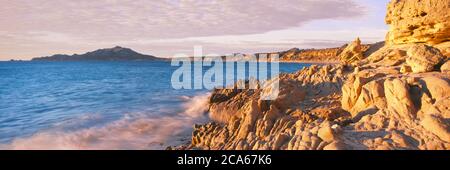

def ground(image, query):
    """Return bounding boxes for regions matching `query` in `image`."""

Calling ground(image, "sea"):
[0,61,311,149]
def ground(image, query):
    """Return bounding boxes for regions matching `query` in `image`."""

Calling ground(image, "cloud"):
[1,0,365,40]
[0,27,387,59]
[0,0,370,59]
[96,28,387,57]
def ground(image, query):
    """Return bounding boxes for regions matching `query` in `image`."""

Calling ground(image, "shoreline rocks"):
[179,0,450,150]
[406,44,445,73]
[339,38,364,64]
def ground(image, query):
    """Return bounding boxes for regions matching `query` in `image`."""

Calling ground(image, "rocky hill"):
[173,0,450,150]
[31,46,166,61]
[185,43,373,63]
[277,43,372,63]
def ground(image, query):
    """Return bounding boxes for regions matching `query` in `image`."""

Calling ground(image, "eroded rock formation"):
[278,44,371,63]
[175,0,450,150]
[386,0,450,45]
[339,38,364,64]
[188,65,351,150]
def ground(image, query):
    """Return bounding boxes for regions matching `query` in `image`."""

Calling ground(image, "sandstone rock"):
[309,136,321,150]
[301,131,311,142]
[271,81,306,111]
[436,42,450,58]
[318,125,338,142]
[209,90,246,124]
[339,38,364,64]
[279,45,370,63]
[362,45,408,67]
[386,0,450,45]
[384,78,416,119]
[400,65,412,74]
[441,60,450,72]
[420,114,450,142]
[262,105,282,121]
[406,44,445,73]
[273,133,290,150]
[351,83,382,117]
[390,131,412,148]
[384,49,407,66]
[341,75,365,111]
[236,100,262,140]
[341,73,389,119]
[369,49,407,67]
[364,41,386,58]
[310,107,349,121]
[433,98,450,119]
[323,141,346,150]
[419,76,450,101]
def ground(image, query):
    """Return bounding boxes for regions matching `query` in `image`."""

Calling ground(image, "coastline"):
[176,0,450,150]
[1,60,340,65]
[278,60,339,64]
[179,45,450,150]
[2,0,450,153]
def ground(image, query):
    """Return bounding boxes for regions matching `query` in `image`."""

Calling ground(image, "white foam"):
[0,93,211,150]
[183,92,210,118]
[178,95,191,101]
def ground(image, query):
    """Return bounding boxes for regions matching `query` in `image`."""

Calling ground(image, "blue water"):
[0,61,309,149]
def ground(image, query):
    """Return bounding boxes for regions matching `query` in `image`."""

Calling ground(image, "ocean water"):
[0,61,310,149]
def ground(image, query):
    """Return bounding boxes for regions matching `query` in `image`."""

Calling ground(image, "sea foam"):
[0,93,211,150]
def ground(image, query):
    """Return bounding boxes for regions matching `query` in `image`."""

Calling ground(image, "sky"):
[0,0,390,60]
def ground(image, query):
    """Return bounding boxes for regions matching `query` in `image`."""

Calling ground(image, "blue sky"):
[0,0,391,60]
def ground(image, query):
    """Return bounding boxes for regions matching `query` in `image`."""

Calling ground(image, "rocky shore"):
[175,0,450,150]
[277,42,372,63]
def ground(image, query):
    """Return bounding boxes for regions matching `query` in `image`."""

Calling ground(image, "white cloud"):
[1,0,365,40]
[0,0,370,59]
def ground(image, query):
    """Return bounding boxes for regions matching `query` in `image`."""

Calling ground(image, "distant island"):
[30,44,381,63]
[31,46,168,61]
[171,43,377,63]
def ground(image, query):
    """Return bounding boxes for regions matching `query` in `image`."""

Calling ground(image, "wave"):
[0,93,211,150]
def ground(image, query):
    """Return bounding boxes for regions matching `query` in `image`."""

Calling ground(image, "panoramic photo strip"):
[0,0,449,168]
